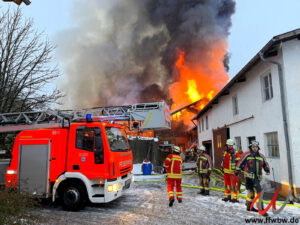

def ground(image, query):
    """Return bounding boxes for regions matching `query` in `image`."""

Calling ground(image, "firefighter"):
[164,145,183,207]
[221,139,240,203]
[185,143,196,162]
[235,140,270,213]
[196,145,213,195]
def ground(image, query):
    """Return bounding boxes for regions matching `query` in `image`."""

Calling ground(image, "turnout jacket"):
[196,153,213,174]
[236,151,270,180]
[164,153,182,179]
[221,148,240,174]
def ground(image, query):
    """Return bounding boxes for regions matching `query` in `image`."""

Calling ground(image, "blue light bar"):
[86,114,93,122]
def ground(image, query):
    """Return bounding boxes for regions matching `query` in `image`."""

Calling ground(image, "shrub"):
[0,187,40,225]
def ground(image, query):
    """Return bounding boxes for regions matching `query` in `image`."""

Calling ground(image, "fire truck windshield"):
[105,127,130,152]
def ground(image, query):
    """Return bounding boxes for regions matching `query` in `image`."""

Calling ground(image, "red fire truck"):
[1,101,170,211]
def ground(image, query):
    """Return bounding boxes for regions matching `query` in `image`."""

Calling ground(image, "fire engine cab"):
[1,101,170,211]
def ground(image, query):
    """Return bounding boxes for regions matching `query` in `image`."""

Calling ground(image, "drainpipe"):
[259,43,295,200]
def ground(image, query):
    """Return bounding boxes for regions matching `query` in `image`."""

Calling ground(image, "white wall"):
[197,46,298,186]
[282,39,300,188]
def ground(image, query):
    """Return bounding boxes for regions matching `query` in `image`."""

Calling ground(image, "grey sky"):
[3,0,300,78]
[228,0,300,76]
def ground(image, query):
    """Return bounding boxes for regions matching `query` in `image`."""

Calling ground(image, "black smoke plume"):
[58,0,235,108]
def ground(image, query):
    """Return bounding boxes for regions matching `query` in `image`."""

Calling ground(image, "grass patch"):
[0,187,42,225]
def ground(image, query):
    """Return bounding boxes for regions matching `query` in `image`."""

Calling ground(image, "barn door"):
[212,127,229,168]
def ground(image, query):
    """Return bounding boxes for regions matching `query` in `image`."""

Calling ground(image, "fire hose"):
[134,173,300,208]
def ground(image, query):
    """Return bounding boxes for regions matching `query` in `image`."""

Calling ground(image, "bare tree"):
[0,7,62,113]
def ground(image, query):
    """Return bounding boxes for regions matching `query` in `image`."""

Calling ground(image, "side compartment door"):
[18,140,50,196]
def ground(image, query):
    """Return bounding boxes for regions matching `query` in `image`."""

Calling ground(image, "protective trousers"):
[246,178,262,209]
[199,174,210,192]
[223,173,239,200]
[167,178,182,200]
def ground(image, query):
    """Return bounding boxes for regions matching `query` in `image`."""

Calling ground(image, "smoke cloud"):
[58,0,235,108]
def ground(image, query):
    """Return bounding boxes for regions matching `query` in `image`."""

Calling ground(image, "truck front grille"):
[120,166,131,175]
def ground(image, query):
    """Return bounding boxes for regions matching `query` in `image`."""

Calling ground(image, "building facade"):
[194,29,300,198]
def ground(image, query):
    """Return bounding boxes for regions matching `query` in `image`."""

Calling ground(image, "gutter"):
[259,43,295,201]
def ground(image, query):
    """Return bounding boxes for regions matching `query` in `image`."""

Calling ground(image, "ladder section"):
[0,111,69,133]
[63,101,171,130]
[0,101,171,132]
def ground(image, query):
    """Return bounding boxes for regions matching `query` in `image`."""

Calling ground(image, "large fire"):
[170,42,229,126]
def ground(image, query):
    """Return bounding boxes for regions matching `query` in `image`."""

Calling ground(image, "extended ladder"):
[0,101,170,133]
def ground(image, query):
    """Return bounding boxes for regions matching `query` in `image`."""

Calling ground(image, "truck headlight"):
[107,183,121,192]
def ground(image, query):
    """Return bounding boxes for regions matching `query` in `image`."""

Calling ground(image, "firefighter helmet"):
[226,139,235,146]
[249,140,260,149]
[173,146,181,153]
[198,145,206,151]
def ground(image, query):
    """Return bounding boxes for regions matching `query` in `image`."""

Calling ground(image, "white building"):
[194,29,300,198]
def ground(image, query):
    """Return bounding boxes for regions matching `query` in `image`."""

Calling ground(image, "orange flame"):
[169,41,229,126]
[185,80,203,102]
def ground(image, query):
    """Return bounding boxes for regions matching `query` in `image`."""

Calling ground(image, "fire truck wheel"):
[61,182,87,211]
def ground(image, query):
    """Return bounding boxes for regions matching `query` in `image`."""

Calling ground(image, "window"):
[105,127,130,152]
[247,136,256,146]
[76,127,96,151]
[262,73,273,101]
[76,127,104,164]
[202,118,204,131]
[205,116,208,130]
[198,120,201,133]
[235,136,242,151]
[265,132,279,157]
[232,95,239,115]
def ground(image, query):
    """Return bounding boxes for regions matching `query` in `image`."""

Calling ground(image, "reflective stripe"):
[242,171,255,179]
[199,169,208,173]
[223,168,234,174]
[199,156,208,160]
[170,159,174,175]
[172,158,182,161]
[167,173,182,178]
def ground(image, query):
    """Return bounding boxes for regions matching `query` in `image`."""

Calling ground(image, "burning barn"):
[57,0,236,163]
[59,0,235,110]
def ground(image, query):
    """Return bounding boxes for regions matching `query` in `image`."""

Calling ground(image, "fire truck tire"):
[61,182,87,211]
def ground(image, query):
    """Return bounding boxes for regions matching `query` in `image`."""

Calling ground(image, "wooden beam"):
[236,76,246,83]
[221,89,230,96]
